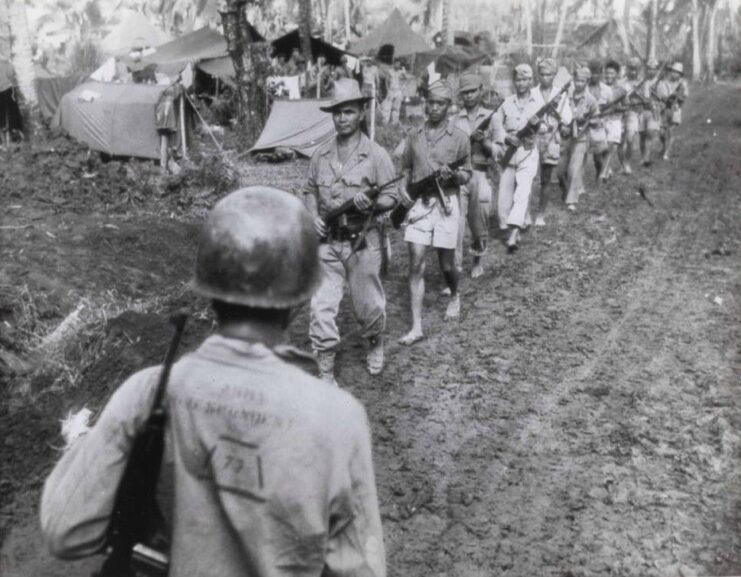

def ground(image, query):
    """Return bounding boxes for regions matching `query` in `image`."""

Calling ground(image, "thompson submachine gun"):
[498,80,572,168]
[390,155,469,229]
[95,314,187,577]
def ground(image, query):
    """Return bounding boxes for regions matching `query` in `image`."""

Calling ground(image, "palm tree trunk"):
[523,0,533,57]
[704,0,719,83]
[441,0,452,45]
[691,0,702,81]
[7,0,40,137]
[343,0,350,44]
[552,0,569,58]
[298,0,313,61]
[646,0,657,61]
[623,0,632,45]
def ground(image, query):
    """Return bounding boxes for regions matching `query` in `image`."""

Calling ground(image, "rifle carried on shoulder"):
[390,155,469,229]
[498,80,572,167]
[95,314,187,577]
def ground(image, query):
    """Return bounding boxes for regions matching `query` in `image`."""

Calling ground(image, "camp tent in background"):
[352,9,430,57]
[100,11,171,55]
[250,99,335,158]
[413,44,485,76]
[53,81,191,160]
[271,30,350,65]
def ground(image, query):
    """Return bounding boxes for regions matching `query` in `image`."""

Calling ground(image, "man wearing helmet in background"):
[40,187,386,577]
[303,78,400,384]
[533,58,572,227]
[655,62,687,160]
[453,71,495,279]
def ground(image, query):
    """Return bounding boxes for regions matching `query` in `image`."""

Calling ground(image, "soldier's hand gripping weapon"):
[322,175,404,228]
[95,314,187,577]
[498,80,572,168]
[389,155,469,229]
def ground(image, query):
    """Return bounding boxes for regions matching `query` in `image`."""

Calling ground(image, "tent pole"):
[185,91,224,153]
[370,78,376,141]
[215,77,220,97]
[160,134,169,174]
[180,95,188,159]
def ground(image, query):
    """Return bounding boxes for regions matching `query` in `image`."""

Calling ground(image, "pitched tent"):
[250,99,335,158]
[271,30,350,65]
[413,45,485,76]
[101,12,171,55]
[140,25,264,77]
[352,9,430,57]
[53,81,188,159]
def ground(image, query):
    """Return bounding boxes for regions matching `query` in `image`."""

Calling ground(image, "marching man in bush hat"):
[303,78,400,384]
[41,186,386,577]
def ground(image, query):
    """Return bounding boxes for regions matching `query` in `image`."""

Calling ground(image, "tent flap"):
[250,99,335,158]
[352,9,430,57]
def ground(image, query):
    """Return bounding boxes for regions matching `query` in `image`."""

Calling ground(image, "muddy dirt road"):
[1,85,739,576]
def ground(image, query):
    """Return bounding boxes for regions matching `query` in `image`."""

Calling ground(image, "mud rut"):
[1,86,740,576]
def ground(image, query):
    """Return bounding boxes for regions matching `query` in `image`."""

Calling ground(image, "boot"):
[366,336,384,376]
[315,350,338,387]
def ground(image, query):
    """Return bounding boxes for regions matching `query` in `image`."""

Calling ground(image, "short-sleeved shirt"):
[570,89,599,142]
[303,133,399,220]
[453,105,494,169]
[621,77,645,114]
[655,78,687,109]
[401,119,472,194]
[587,81,612,126]
[533,84,573,133]
[491,90,542,154]
[41,335,386,577]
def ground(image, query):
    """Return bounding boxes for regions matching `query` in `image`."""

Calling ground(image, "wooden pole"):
[160,134,169,174]
[179,95,188,159]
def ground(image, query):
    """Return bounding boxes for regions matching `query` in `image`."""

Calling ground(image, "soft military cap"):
[459,73,482,91]
[537,58,557,74]
[574,66,591,81]
[627,56,642,69]
[646,58,659,69]
[514,63,533,79]
[427,79,453,101]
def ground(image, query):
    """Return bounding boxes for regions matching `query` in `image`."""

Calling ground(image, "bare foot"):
[471,262,484,279]
[398,329,425,346]
[445,295,461,319]
[440,286,452,297]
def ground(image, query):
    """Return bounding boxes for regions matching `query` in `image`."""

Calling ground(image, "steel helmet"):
[193,186,321,308]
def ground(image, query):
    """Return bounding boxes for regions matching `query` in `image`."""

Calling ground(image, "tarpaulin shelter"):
[271,30,350,66]
[250,99,334,157]
[101,12,171,55]
[35,66,89,121]
[351,9,430,57]
[53,81,190,160]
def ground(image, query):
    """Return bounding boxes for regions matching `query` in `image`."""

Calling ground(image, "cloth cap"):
[588,58,603,73]
[514,63,533,79]
[459,73,482,91]
[319,78,372,112]
[427,79,453,101]
[646,58,659,68]
[627,56,642,69]
[537,58,557,74]
[575,66,591,81]
[668,62,684,75]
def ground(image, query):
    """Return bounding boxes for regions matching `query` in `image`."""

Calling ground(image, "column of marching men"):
[302,57,688,385]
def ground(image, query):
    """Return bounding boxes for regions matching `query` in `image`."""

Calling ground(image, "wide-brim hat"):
[668,62,684,75]
[319,78,372,112]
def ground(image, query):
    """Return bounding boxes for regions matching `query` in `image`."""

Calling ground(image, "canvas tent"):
[53,81,189,160]
[271,30,350,65]
[101,12,171,55]
[250,99,334,158]
[352,9,430,57]
[413,45,485,76]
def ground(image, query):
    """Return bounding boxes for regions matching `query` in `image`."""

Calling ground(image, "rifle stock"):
[323,175,404,226]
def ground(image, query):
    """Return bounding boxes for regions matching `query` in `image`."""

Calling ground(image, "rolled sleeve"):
[302,152,321,199]
[40,367,159,559]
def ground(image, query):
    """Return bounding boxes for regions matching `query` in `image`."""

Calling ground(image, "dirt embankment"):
[1,85,740,577]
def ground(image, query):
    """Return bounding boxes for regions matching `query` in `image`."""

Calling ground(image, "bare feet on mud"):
[445,295,460,319]
[471,262,484,278]
[398,329,425,346]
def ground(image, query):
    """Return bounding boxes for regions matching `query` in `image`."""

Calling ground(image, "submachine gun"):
[95,314,187,577]
[390,155,469,229]
[498,80,572,168]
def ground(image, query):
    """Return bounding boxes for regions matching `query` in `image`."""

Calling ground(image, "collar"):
[458,105,487,119]
[193,334,275,365]
[320,132,371,158]
[423,118,455,136]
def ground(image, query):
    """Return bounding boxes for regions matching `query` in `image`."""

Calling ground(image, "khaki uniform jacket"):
[453,106,493,170]
[41,335,385,577]
[303,133,399,221]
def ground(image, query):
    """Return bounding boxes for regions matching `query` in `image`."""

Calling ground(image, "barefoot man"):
[398,79,471,345]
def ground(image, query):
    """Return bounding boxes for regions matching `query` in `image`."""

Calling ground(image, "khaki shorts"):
[641,109,660,132]
[606,118,622,144]
[404,196,460,249]
[589,126,608,154]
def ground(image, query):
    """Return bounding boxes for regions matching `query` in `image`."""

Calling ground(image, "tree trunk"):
[298,0,313,61]
[704,0,719,83]
[343,0,350,44]
[221,0,272,147]
[691,0,702,81]
[7,0,40,137]
[441,0,452,46]
[623,0,632,45]
[522,0,533,57]
[552,0,569,58]
[646,0,657,61]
